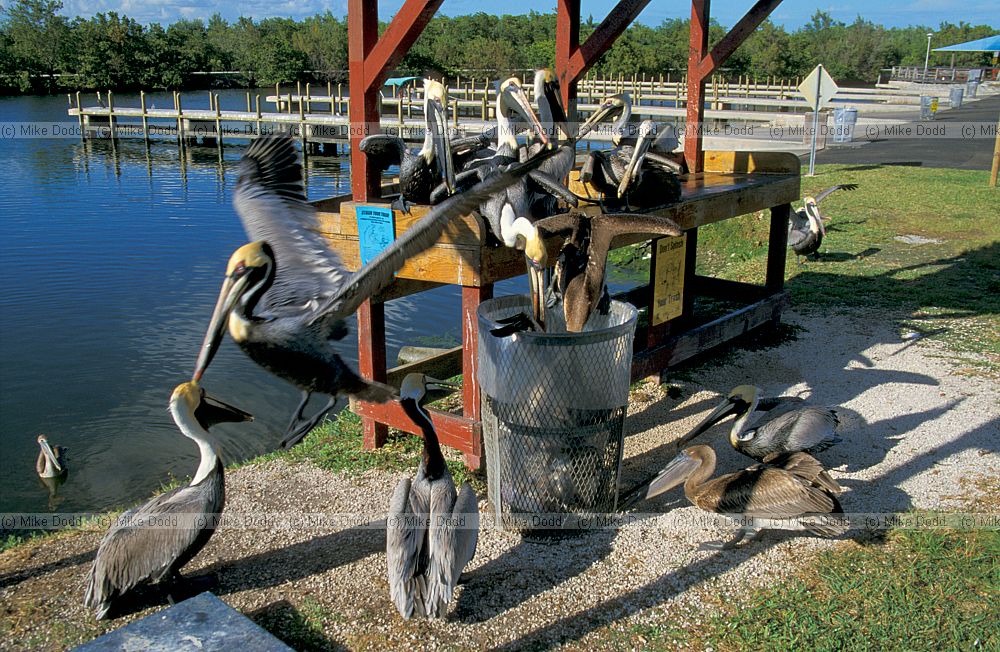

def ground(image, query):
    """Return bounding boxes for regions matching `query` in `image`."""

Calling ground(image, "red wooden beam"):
[561,0,652,85]
[353,400,478,458]
[363,0,445,93]
[348,0,379,201]
[555,0,581,116]
[684,0,711,173]
[696,0,782,78]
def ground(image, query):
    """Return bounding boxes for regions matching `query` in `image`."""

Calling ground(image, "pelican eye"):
[231,261,248,278]
[738,429,757,442]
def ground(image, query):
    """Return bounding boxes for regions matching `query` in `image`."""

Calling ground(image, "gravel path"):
[2,309,997,650]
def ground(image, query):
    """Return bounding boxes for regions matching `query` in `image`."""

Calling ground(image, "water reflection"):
[0,92,637,517]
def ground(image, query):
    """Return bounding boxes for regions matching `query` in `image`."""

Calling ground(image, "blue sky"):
[52,0,998,31]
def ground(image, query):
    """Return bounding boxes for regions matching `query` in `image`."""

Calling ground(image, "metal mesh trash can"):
[949,86,964,108]
[966,81,979,98]
[832,108,858,144]
[478,295,637,531]
[919,96,935,120]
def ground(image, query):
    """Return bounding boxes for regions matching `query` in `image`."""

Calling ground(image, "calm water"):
[0,90,637,517]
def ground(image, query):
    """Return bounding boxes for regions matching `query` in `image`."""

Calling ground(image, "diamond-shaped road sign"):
[799,64,839,110]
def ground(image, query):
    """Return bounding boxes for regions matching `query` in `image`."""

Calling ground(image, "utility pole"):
[923,33,933,82]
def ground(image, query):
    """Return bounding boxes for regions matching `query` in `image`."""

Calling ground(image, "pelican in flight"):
[84,381,252,619]
[360,79,486,211]
[789,183,858,260]
[193,135,557,446]
[387,373,478,619]
[625,445,847,549]
[36,434,66,478]
[676,385,843,462]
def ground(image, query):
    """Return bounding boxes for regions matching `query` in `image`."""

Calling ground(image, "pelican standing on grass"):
[193,135,558,447]
[788,183,859,260]
[387,373,479,619]
[36,434,66,478]
[624,445,847,549]
[676,385,843,462]
[84,381,252,620]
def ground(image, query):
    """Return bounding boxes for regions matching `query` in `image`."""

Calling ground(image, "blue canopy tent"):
[933,34,1000,53]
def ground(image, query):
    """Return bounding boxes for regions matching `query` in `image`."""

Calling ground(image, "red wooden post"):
[556,0,581,119]
[348,0,379,201]
[461,285,492,468]
[684,1,710,174]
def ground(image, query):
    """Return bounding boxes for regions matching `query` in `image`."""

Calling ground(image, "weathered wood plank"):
[351,399,480,464]
[703,150,801,174]
[631,291,789,379]
[385,346,463,387]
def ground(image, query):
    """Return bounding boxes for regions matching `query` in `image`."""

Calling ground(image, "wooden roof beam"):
[363,0,445,93]
[560,0,653,84]
[695,0,783,78]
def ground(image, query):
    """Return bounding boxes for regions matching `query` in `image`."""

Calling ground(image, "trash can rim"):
[478,295,638,346]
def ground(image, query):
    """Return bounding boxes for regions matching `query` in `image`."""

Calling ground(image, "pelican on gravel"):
[84,381,252,619]
[624,445,847,549]
[675,385,843,462]
[387,373,478,619]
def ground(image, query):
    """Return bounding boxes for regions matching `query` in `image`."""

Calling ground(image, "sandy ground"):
[2,308,998,650]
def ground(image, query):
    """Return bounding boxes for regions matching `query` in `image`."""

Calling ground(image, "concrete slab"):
[73,593,292,652]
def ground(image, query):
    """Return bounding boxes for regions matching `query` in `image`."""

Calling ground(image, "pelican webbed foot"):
[698,528,754,551]
[281,396,338,448]
[390,195,413,215]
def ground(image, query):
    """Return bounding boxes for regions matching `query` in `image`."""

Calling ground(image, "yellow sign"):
[652,234,686,325]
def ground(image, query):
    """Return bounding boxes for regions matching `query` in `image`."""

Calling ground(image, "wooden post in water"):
[274,83,281,111]
[107,90,116,140]
[140,91,149,145]
[298,96,307,152]
[214,93,223,153]
[245,91,251,112]
[75,91,84,140]
[336,83,343,115]
[255,94,262,137]
[175,92,186,149]
[306,82,311,113]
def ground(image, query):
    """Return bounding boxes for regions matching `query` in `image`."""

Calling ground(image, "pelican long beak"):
[195,389,254,429]
[505,84,549,146]
[527,260,547,332]
[642,449,700,500]
[424,376,460,393]
[428,97,455,194]
[675,396,746,448]
[540,77,570,141]
[193,274,251,382]
[39,438,62,473]
[618,125,654,198]
[806,200,825,237]
[577,101,619,140]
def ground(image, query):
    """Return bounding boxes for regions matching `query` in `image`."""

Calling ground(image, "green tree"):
[1,0,71,91]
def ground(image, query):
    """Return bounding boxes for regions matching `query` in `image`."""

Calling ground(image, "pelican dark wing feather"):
[814,183,859,204]
[706,467,837,518]
[756,407,842,457]
[359,135,407,168]
[387,477,430,619]
[322,146,559,319]
[425,481,478,618]
[233,137,347,315]
[84,476,222,619]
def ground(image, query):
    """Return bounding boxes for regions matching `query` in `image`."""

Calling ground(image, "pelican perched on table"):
[434,77,565,246]
[788,183,859,260]
[578,95,683,208]
[503,211,682,333]
[625,445,847,549]
[676,385,843,462]
[360,79,485,211]
[84,381,252,620]
[193,135,558,446]
[387,373,479,619]
[36,435,66,478]
[524,69,580,216]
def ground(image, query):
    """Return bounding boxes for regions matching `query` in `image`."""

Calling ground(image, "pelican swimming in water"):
[193,135,558,446]
[36,434,66,478]
[387,373,479,619]
[84,381,252,620]
[676,385,843,462]
[626,445,847,549]
[788,183,859,260]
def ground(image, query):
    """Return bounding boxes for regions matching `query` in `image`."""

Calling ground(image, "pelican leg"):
[282,396,338,448]
[390,195,412,215]
[698,528,749,551]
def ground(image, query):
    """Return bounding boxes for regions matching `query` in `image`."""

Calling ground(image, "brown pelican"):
[360,79,486,211]
[789,183,859,260]
[676,385,843,462]
[36,434,66,478]
[524,69,581,216]
[531,211,682,332]
[578,95,683,208]
[193,135,558,446]
[84,381,252,619]
[387,373,478,619]
[435,78,559,246]
[627,445,847,549]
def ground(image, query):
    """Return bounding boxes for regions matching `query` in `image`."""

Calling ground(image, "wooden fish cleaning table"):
[328,0,789,468]
[310,149,800,469]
